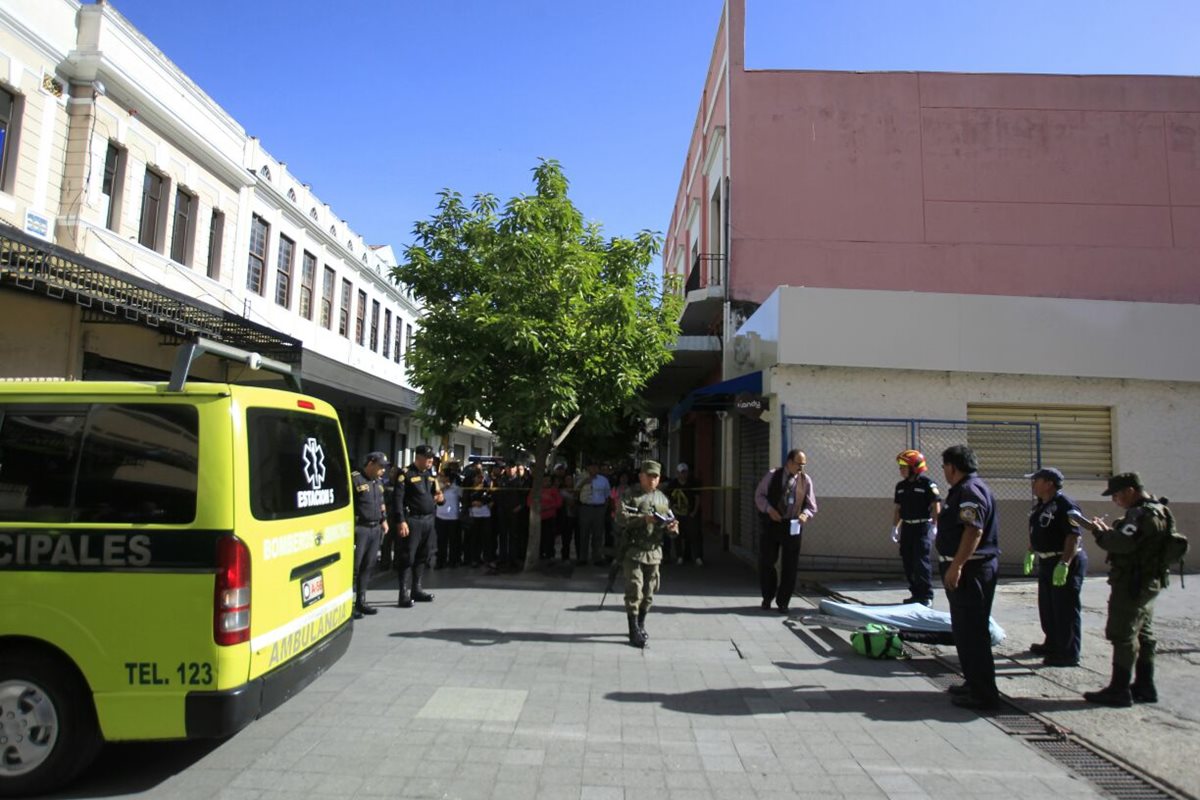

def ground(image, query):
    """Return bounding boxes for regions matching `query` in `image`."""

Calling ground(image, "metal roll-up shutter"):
[736,417,769,550]
[968,403,1113,479]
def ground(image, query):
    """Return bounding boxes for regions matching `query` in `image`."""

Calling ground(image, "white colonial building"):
[0,0,494,464]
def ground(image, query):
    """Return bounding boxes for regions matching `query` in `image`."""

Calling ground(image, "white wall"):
[770,364,1200,504]
[768,287,1200,383]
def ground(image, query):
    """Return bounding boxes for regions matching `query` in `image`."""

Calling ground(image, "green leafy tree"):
[393,160,682,569]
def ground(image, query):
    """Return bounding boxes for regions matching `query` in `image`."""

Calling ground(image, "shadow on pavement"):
[566,603,767,616]
[605,686,974,722]
[45,739,222,799]
[390,627,628,646]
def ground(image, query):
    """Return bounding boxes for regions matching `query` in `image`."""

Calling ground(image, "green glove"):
[1052,561,1069,587]
[1023,550,1036,576]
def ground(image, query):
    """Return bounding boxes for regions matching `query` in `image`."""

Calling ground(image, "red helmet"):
[897,449,927,474]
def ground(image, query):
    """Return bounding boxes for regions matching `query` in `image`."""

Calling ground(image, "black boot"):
[637,610,649,641]
[397,571,414,608]
[1083,663,1133,707]
[411,564,435,602]
[1130,659,1158,703]
[627,613,646,649]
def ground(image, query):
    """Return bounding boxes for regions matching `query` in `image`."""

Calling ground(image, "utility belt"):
[356,518,383,527]
[901,518,932,524]
[1034,547,1081,560]
[937,553,988,563]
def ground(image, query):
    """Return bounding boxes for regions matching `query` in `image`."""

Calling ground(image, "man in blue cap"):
[351,451,390,619]
[1023,467,1087,667]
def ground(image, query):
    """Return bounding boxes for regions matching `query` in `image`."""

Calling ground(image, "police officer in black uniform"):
[1024,467,1087,667]
[936,444,1001,710]
[892,449,941,606]
[352,452,390,620]
[392,444,443,608]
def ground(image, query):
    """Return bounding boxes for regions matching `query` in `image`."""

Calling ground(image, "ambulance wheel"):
[0,649,101,797]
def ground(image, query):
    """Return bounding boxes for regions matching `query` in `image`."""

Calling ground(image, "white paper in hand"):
[789,518,801,536]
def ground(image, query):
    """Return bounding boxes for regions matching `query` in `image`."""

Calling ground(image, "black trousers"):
[435,517,462,567]
[1037,550,1087,663]
[759,517,803,609]
[396,514,436,592]
[353,523,382,607]
[899,522,934,602]
[941,556,999,702]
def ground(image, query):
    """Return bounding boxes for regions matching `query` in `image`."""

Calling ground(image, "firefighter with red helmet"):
[893,449,942,605]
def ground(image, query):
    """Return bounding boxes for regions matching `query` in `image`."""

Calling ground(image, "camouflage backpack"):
[1158,502,1189,587]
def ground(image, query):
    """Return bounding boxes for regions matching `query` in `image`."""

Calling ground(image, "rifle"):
[600,559,621,608]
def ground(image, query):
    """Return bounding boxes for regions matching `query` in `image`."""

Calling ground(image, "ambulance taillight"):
[214,534,251,645]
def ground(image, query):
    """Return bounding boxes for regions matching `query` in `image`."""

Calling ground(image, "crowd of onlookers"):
[378,458,702,575]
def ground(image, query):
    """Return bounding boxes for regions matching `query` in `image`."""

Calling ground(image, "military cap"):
[640,460,662,476]
[1024,467,1064,487]
[1102,472,1143,496]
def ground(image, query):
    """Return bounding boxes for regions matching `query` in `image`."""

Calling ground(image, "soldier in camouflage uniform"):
[1084,472,1173,707]
[615,460,679,648]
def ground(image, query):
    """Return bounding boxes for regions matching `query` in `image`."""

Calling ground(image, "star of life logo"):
[297,437,335,509]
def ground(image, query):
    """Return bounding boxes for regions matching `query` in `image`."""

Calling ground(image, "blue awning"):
[669,371,762,421]
[691,371,762,397]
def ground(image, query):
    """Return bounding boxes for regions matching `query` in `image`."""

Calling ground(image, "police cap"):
[414,444,435,458]
[365,451,390,466]
[1023,467,1064,487]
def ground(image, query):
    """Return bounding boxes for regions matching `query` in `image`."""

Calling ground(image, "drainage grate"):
[904,653,1187,800]
[1028,737,1177,800]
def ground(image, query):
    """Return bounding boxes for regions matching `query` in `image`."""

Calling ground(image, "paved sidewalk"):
[62,553,1119,800]
[826,571,1200,800]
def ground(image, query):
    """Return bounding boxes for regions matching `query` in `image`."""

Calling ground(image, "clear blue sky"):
[103,0,1200,253]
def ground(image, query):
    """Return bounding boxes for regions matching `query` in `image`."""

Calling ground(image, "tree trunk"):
[523,437,552,572]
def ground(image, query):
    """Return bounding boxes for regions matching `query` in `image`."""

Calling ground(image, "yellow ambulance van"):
[0,339,355,796]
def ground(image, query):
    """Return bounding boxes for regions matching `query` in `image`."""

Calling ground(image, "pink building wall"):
[667,0,1200,307]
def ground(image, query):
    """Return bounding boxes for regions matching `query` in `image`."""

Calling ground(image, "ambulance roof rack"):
[169,336,302,393]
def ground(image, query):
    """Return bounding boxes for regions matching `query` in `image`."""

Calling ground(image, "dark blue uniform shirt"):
[936,474,999,559]
[352,471,385,525]
[894,475,941,521]
[1029,492,1081,554]
[393,465,439,522]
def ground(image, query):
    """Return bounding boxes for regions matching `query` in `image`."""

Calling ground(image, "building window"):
[287,188,297,202]
[0,87,20,193]
[382,310,392,359]
[355,289,367,345]
[310,207,319,221]
[321,266,336,329]
[299,251,316,320]
[259,165,271,180]
[101,141,126,230]
[247,214,269,294]
[169,187,196,266]
[369,299,380,352]
[339,279,352,338]
[206,210,224,279]
[138,168,166,251]
[968,403,1113,480]
[274,234,295,308]
[405,323,413,357]
[393,320,403,364]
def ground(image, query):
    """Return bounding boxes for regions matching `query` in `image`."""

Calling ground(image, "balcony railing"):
[686,253,725,294]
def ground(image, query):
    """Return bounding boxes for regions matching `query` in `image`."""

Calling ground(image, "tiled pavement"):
[62,554,1109,800]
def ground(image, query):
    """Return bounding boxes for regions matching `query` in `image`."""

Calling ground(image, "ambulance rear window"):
[0,404,198,524]
[247,408,349,521]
